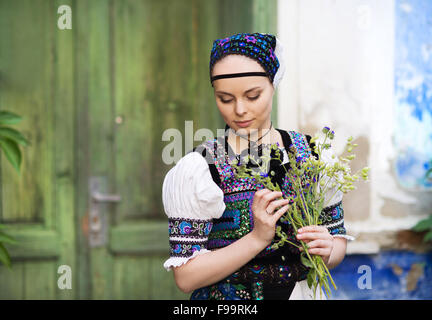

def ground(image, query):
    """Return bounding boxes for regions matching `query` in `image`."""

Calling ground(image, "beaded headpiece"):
[209,32,285,89]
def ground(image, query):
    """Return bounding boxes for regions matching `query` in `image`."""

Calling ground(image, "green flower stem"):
[283,239,301,249]
[322,184,343,208]
[300,241,323,277]
[320,256,337,289]
[293,177,312,225]
[319,134,329,155]
[230,128,370,299]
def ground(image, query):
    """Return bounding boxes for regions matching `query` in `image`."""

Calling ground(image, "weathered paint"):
[0,0,278,300]
[394,0,432,190]
[277,0,431,244]
[330,250,432,299]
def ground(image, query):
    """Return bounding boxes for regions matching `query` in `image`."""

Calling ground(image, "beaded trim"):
[200,131,318,256]
[210,33,279,85]
[208,192,254,249]
[320,200,347,236]
[190,261,309,300]
[168,217,213,258]
[169,217,213,238]
[287,130,313,162]
[169,240,208,258]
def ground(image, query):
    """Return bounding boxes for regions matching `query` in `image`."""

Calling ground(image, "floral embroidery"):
[169,218,212,238]
[320,200,347,236]
[210,33,280,85]
[168,217,213,259]
[169,240,207,258]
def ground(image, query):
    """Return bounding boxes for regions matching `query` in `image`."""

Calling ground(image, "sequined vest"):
[190,128,317,300]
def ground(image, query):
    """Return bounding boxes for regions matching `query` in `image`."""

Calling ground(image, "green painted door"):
[0,0,76,299]
[0,0,276,299]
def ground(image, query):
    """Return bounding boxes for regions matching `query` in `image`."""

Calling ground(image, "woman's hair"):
[209,32,285,89]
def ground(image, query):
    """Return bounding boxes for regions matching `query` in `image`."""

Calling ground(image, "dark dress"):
[182,126,347,300]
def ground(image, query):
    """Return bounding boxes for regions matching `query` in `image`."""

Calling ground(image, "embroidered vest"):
[190,128,317,299]
[199,129,314,255]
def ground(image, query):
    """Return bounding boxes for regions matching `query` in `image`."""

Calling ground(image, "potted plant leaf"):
[410,160,432,244]
[0,110,29,269]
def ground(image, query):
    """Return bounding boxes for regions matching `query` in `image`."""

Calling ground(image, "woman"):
[162,32,353,300]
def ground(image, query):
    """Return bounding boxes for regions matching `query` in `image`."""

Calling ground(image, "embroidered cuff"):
[169,217,213,239]
[164,217,213,271]
[320,200,355,241]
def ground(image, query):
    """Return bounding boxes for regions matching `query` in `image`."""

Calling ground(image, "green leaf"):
[412,216,432,232]
[423,230,432,243]
[300,251,314,268]
[0,137,21,172]
[0,243,12,269]
[0,127,29,146]
[233,284,246,290]
[426,166,432,179]
[0,231,18,245]
[307,269,315,288]
[0,111,22,125]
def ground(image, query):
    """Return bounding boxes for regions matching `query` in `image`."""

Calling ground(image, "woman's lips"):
[235,119,253,128]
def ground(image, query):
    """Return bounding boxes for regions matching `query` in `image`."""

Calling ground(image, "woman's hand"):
[250,189,291,247]
[296,225,334,266]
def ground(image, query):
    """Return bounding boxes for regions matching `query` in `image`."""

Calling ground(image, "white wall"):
[277,0,430,253]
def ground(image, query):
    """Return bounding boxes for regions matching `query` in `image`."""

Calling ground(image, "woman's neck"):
[227,125,280,155]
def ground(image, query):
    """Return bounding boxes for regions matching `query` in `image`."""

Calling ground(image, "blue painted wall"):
[325,0,432,301]
[394,0,432,189]
[328,250,432,299]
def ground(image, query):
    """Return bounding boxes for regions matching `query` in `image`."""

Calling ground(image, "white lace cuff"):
[163,248,211,271]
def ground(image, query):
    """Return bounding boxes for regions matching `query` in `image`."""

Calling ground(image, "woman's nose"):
[234,100,247,116]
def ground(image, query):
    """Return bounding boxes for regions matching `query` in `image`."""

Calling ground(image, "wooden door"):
[0,0,276,299]
[0,0,76,299]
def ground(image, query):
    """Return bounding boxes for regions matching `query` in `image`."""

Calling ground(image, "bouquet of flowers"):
[230,126,370,299]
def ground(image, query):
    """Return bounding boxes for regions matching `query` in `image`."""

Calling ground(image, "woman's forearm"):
[173,232,268,293]
[326,237,347,269]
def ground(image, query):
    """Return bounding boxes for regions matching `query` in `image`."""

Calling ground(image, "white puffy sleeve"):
[317,145,355,241]
[162,151,226,271]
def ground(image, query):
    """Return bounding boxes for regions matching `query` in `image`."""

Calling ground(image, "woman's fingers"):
[301,239,332,249]
[297,232,331,241]
[266,198,290,214]
[271,203,291,222]
[255,188,272,196]
[298,225,328,234]
[253,189,287,215]
[304,247,331,256]
[262,190,284,205]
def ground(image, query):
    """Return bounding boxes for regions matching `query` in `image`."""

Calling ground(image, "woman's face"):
[211,55,274,134]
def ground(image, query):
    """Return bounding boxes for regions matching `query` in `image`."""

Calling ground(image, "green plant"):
[411,160,432,244]
[0,224,18,269]
[426,160,432,182]
[412,215,432,243]
[0,111,29,172]
[0,110,29,268]
[231,126,370,299]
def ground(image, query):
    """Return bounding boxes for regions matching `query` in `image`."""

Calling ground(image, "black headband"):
[211,72,268,86]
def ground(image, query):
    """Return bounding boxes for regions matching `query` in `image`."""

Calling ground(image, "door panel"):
[0,0,75,299]
[0,0,276,299]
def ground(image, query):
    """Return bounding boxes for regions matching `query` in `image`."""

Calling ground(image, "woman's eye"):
[248,95,260,101]
[220,98,233,103]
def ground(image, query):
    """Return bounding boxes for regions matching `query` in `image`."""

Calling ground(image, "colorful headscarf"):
[209,32,285,89]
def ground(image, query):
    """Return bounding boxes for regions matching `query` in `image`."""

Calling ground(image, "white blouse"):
[162,144,353,272]
[162,151,225,271]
